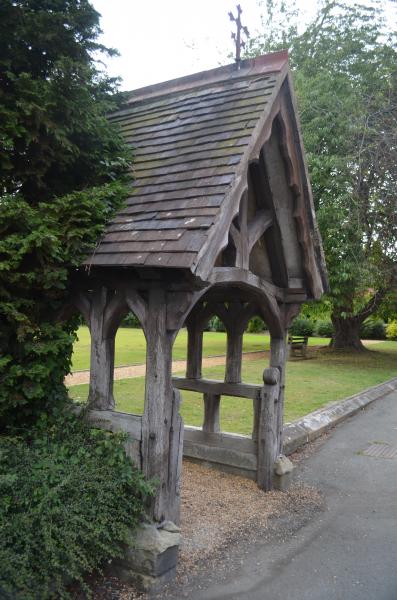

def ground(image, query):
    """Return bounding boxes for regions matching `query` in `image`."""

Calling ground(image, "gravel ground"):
[74,457,324,600]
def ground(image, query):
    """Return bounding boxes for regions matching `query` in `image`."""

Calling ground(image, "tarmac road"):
[171,390,397,600]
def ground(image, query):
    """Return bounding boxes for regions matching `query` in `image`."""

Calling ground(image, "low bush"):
[315,319,334,337]
[0,408,153,599]
[206,316,226,332]
[247,316,265,333]
[360,318,386,340]
[289,317,315,337]
[121,312,141,328]
[386,320,397,341]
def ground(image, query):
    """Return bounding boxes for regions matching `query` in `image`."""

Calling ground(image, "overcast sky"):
[91,0,395,91]
[90,0,312,90]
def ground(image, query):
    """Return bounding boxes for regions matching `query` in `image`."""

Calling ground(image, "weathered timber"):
[186,321,203,379]
[75,52,328,566]
[172,377,261,400]
[88,288,118,410]
[270,335,288,454]
[142,289,182,523]
[203,394,221,433]
[183,427,257,473]
[257,367,280,490]
[225,325,244,384]
[249,157,289,287]
[252,390,262,441]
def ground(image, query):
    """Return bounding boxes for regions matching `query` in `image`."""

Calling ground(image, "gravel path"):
[65,351,269,386]
[74,458,323,600]
[66,340,382,387]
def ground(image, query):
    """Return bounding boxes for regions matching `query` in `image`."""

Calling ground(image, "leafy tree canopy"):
[0,0,132,425]
[248,0,397,349]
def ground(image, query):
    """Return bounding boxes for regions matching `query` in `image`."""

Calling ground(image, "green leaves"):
[0,410,153,598]
[0,1,132,425]
[249,1,397,338]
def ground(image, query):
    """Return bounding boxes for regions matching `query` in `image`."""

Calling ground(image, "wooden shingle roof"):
[87,50,327,298]
[89,53,287,266]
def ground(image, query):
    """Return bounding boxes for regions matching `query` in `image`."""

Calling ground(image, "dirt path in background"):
[65,340,383,387]
[65,350,269,386]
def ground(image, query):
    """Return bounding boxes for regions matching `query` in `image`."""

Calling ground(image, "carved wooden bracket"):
[228,188,273,270]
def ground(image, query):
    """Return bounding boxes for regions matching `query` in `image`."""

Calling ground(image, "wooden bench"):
[288,335,308,358]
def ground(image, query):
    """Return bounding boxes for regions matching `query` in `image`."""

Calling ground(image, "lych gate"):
[68,51,327,578]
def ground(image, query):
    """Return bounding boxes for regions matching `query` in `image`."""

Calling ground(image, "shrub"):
[289,317,315,337]
[247,316,266,333]
[0,409,153,599]
[360,318,386,340]
[206,316,226,332]
[386,320,397,341]
[121,312,141,328]
[315,319,334,337]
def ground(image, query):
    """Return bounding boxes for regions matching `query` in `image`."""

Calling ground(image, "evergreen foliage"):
[288,317,315,337]
[0,409,153,599]
[247,316,266,333]
[0,0,132,425]
[315,319,334,338]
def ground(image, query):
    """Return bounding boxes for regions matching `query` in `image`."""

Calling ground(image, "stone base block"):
[273,454,294,491]
[112,521,180,592]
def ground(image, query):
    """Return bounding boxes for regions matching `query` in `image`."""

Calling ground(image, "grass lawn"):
[68,341,397,435]
[71,326,329,371]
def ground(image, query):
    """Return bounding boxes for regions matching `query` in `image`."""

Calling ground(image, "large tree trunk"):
[330,313,366,351]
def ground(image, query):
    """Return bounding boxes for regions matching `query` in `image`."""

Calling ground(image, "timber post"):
[142,288,183,525]
[225,325,244,383]
[186,319,203,379]
[270,335,288,454]
[257,366,280,490]
[203,393,221,432]
[88,288,116,410]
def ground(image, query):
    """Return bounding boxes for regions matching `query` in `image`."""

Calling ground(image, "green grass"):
[68,341,397,435]
[71,326,329,371]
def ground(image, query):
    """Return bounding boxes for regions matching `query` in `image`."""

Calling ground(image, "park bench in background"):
[288,335,308,358]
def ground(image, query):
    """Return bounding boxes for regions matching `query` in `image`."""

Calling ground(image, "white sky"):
[91,0,396,91]
[91,0,313,90]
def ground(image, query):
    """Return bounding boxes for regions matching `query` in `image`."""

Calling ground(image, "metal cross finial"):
[229,4,249,69]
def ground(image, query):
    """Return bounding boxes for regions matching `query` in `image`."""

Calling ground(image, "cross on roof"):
[228,4,249,69]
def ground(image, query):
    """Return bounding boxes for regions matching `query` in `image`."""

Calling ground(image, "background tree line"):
[248,0,397,350]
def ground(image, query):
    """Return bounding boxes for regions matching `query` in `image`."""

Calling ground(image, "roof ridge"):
[124,50,288,106]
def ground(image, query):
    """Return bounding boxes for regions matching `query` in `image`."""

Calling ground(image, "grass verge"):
[71,327,330,371]
[68,342,397,436]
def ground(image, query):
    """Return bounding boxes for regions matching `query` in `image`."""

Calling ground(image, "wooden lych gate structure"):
[70,51,327,526]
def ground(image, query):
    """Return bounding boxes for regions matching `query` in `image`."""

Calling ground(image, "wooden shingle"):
[86,50,327,299]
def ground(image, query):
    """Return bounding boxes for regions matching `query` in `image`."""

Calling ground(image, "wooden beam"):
[88,287,116,411]
[203,394,221,433]
[172,377,261,400]
[270,335,288,455]
[209,267,284,337]
[142,289,182,524]
[247,209,273,252]
[257,367,280,491]
[125,289,148,329]
[225,326,244,383]
[186,321,203,379]
[210,267,284,301]
[249,157,289,288]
